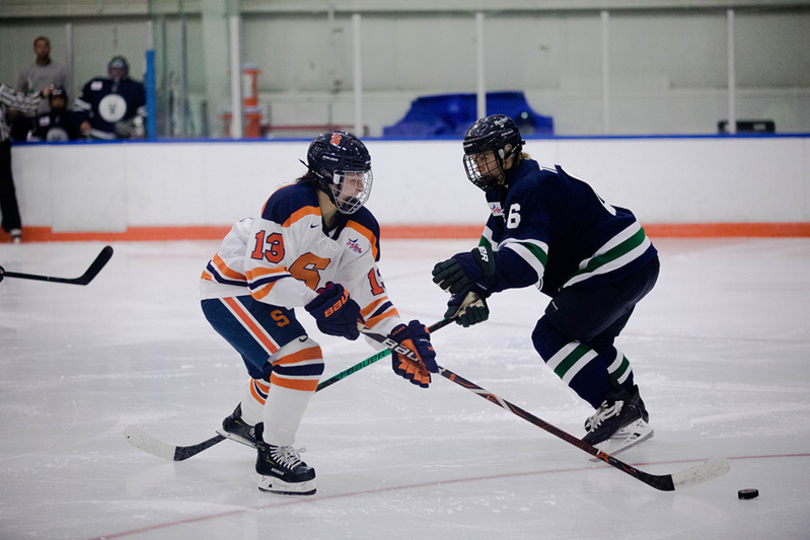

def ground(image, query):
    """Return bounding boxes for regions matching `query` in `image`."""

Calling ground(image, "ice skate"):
[216,404,257,448]
[589,418,654,460]
[582,384,650,446]
[255,428,316,496]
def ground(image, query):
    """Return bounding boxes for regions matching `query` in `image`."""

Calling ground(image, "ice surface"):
[1,238,809,540]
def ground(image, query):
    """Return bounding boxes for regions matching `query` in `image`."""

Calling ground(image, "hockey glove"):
[305,282,362,340]
[444,288,489,328]
[390,320,438,389]
[432,245,496,295]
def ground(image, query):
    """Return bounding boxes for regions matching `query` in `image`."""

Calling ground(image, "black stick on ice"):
[0,245,113,285]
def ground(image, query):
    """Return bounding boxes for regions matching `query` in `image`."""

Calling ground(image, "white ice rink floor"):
[1,237,809,540]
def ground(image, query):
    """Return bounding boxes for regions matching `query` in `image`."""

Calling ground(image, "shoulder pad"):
[345,208,381,261]
[260,183,320,225]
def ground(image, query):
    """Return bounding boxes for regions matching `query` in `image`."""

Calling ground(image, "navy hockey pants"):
[532,256,660,408]
[201,295,306,380]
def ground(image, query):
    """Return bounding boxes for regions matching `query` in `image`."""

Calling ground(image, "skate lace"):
[586,400,623,431]
[271,446,306,469]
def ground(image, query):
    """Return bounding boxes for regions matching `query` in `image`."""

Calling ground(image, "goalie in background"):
[433,114,659,451]
[74,56,146,140]
[199,131,437,496]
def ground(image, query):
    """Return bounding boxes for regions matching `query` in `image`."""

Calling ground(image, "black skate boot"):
[582,384,650,446]
[216,404,257,448]
[255,424,316,496]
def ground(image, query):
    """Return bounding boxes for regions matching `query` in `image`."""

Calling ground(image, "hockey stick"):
[125,317,456,461]
[0,245,113,285]
[362,329,730,492]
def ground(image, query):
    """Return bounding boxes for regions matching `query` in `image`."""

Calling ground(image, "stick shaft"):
[317,317,453,391]
[436,366,675,490]
[2,246,113,285]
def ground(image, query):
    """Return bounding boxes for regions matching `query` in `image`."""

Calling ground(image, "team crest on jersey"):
[488,201,504,217]
[346,237,363,254]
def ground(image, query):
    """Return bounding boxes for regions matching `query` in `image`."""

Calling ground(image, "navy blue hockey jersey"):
[74,77,146,138]
[481,159,657,295]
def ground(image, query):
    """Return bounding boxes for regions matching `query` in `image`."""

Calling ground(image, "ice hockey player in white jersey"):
[432,115,659,454]
[200,131,437,496]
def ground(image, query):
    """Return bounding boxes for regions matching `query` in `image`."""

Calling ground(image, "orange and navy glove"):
[389,320,437,388]
[305,282,362,340]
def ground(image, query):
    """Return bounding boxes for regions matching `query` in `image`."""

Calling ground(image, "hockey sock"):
[238,378,269,426]
[262,336,324,446]
[595,346,635,392]
[533,318,613,408]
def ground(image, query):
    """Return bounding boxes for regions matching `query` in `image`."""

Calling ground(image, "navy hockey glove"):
[432,245,496,295]
[305,282,362,340]
[390,320,438,388]
[444,288,489,328]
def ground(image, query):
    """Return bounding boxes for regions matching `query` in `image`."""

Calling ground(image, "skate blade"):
[258,475,316,496]
[589,420,654,461]
[215,428,256,449]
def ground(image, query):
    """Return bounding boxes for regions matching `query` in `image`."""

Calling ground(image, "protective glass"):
[330,169,373,214]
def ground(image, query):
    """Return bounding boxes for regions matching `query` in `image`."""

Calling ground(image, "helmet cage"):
[462,114,524,192]
[327,169,373,215]
[463,151,506,192]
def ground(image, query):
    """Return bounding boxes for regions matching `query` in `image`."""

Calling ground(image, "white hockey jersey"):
[200,182,402,337]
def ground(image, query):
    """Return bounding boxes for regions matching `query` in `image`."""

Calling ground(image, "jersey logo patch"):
[99,93,127,122]
[346,238,362,254]
[488,202,504,217]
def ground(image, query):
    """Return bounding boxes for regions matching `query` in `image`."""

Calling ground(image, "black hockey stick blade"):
[436,366,730,491]
[125,425,226,461]
[1,245,113,285]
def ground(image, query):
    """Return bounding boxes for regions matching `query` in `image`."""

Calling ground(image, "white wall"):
[11,136,810,232]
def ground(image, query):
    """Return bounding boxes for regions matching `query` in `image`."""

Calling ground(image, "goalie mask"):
[462,114,524,192]
[303,131,373,215]
[108,56,129,82]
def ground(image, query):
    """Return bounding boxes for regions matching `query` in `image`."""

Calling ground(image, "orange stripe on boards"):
[269,374,319,392]
[4,223,810,243]
[222,297,279,355]
[643,223,810,238]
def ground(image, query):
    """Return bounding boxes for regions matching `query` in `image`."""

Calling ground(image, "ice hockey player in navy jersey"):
[74,56,146,140]
[28,87,82,142]
[200,132,437,496]
[433,114,660,452]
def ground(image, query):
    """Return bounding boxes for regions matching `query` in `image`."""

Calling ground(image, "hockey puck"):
[738,488,759,500]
